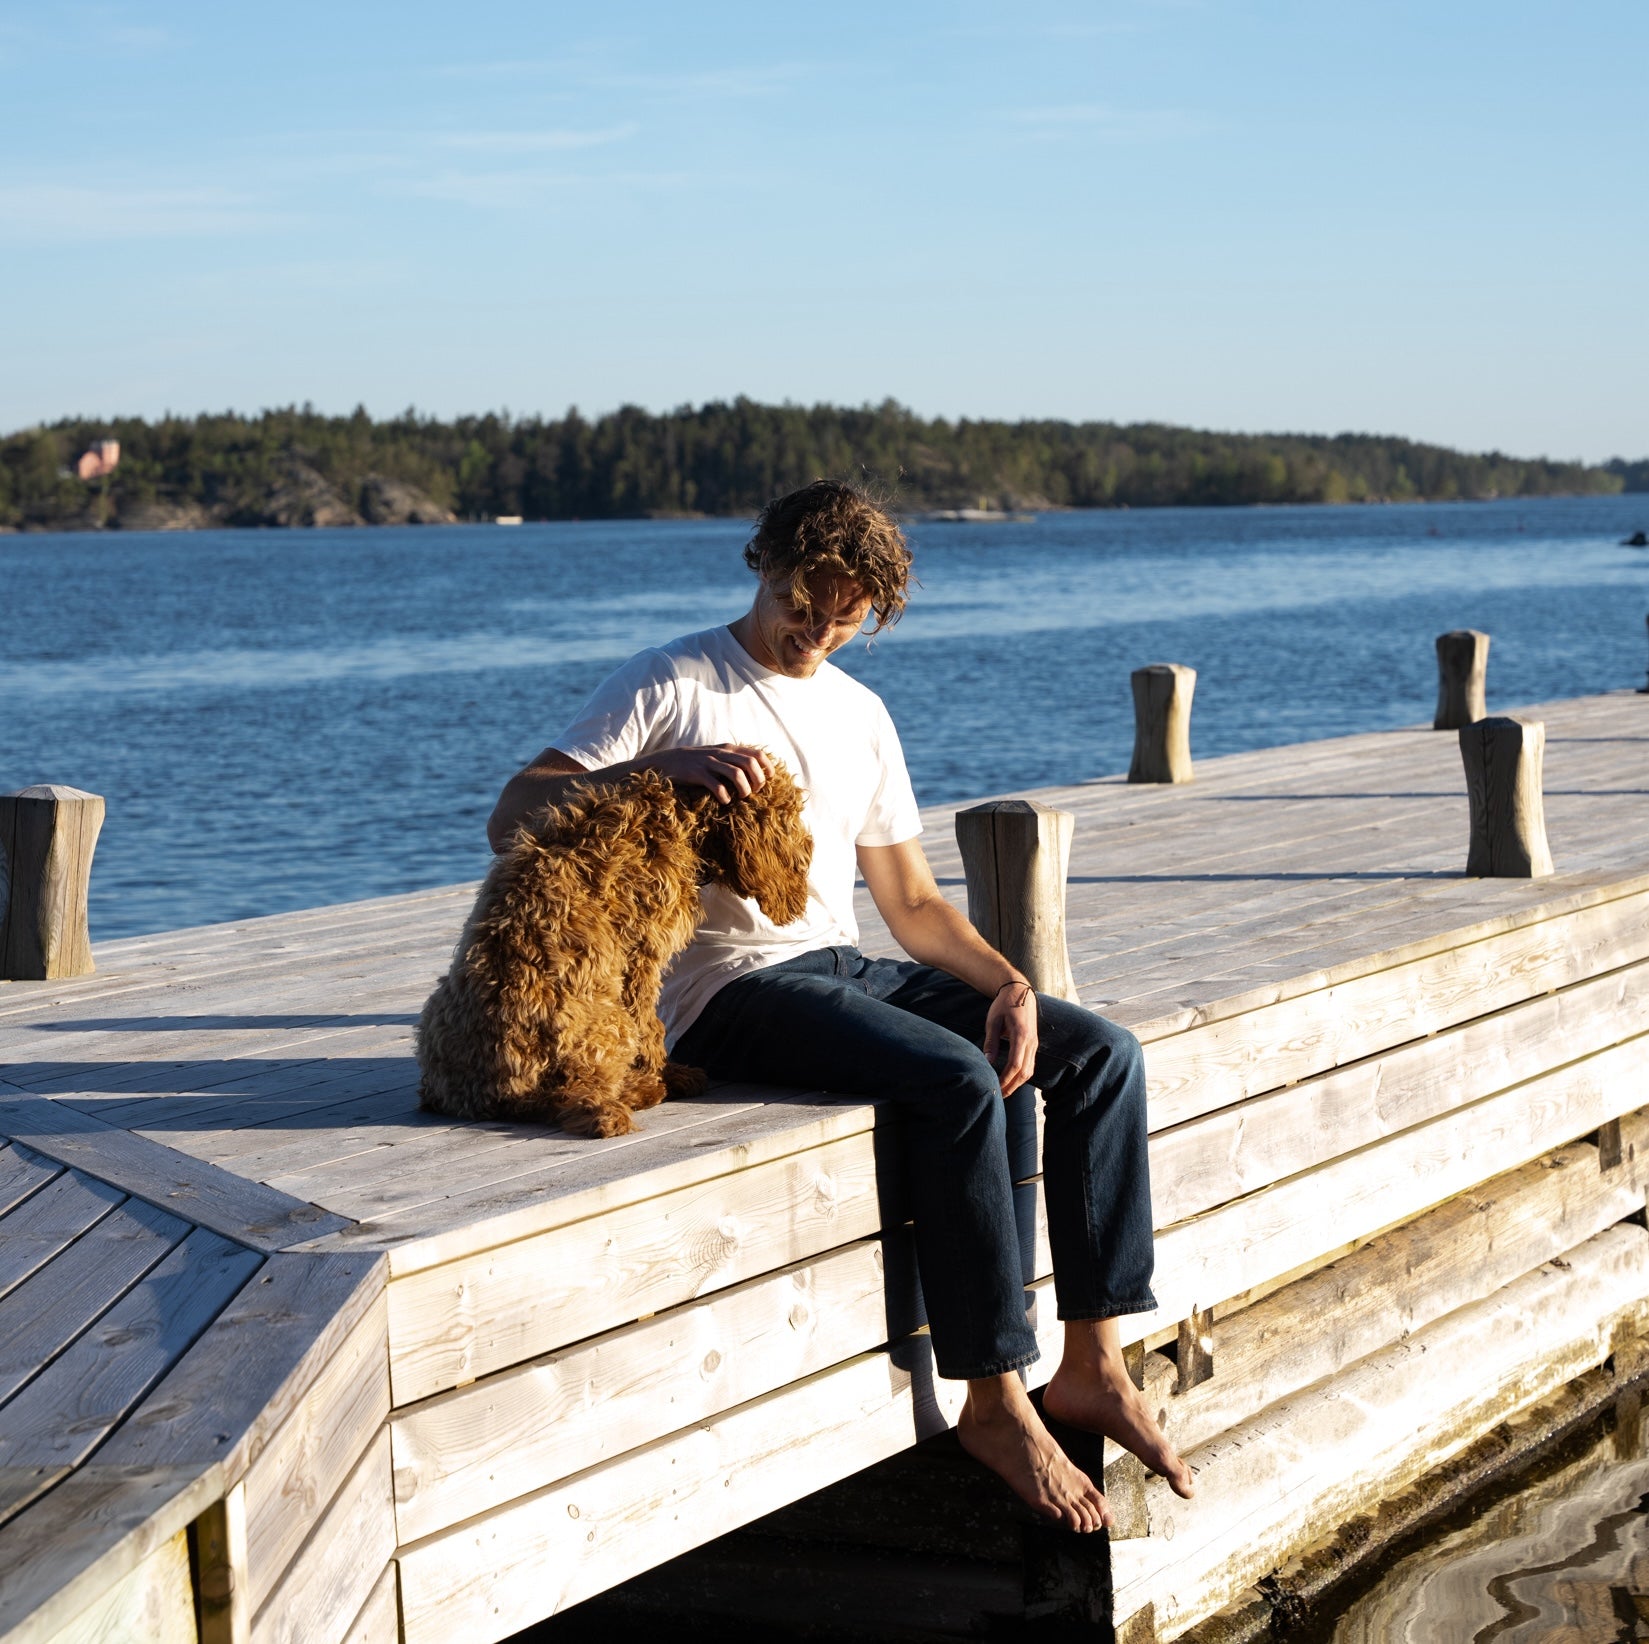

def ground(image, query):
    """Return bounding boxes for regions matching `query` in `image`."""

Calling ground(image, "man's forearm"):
[487,750,598,853]
[887,895,1026,996]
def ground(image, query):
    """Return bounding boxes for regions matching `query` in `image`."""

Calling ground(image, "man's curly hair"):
[743,479,913,632]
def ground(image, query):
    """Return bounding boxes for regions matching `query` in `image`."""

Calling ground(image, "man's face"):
[746,572,874,678]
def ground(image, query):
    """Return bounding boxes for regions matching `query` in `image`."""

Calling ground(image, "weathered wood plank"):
[244,1292,389,1611]
[1110,1031,1649,1348]
[1139,884,1649,1129]
[387,1128,884,1404]
[0,1230,261,1525]
[250,1427,395,1644]
[0,1467,217,1644]
[95,1251,385,1494]
[0,786,104,983]
[0,1197,190,1405]
[1149,957,1649,1226]
[338,1564,398,1644]
[0,1171,124,1303]
[266,1087,765,1225]
[391,1237,892,1542]
[0,1094,349,1251]
[394,1345,968,1644]
[0,1146,60,1218]
[1143,1136,1646,1456]
[44,1525,195,1644]
[306,1092,864,1274]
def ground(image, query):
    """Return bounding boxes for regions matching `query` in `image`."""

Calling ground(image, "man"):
[489,480,1193,1531]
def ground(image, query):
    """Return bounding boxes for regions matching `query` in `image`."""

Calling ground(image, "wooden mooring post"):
[1460,717,1554,878]
[0,784,105,980]
[1128,664,1195,785]
[955,798,1080,1002]
[1434,629,1489,729]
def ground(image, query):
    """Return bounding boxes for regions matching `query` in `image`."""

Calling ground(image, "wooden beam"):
[0,786,104,981]
[1175,1308,1214,1395]
[0,1229,262,1526]
[0,1466,219,1644]
[1148,956,1649,1227]
[391,1239,890,1543]
[394,1347,968,1644]
[1140,880,1647,1130]
[386,1129,884,1404]
[1433,629,1489,730]
[1105,1030,1649,1345]
[1461,715,1554,878]
[955,799,1079,1001]
[249,1428,394,1644]
[339,1564,398,1644]
[1141,1135,1645,1457]
[241,1291,389,1612]
[96,1252,385,1496]
[1129,665,1196,785]
[194,1482,250,1644]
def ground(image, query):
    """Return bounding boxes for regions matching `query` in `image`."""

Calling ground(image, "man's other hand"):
[983,980,1038,1097]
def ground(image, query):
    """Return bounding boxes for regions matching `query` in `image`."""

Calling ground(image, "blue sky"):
[2,1,1644,460]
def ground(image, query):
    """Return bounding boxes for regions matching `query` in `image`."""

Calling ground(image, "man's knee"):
[916,1040,1005,1130]
[1038,1000,1146,1097]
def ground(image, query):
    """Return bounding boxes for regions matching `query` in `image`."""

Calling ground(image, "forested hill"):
[0,399,1629,532]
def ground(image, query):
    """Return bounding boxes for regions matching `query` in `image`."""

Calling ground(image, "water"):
[2,494,1648,941]
[1326,1406,1649,1642]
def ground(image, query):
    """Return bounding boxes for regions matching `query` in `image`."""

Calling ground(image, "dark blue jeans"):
[672,946,1157,1380]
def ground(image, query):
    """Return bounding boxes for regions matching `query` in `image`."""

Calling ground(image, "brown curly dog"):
[416,763,812,1137]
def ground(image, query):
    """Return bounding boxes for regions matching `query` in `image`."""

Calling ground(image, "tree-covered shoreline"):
[0,399,1633,533]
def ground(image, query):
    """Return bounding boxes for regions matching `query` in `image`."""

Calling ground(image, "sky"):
[2,1,1644,462]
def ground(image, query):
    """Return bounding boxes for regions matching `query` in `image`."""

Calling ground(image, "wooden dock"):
[3,689,1649,1643]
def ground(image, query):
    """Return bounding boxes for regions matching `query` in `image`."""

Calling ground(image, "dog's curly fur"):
[416,763,812,1138]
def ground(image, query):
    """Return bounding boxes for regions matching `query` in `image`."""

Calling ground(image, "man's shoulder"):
[607,627,725,682]
[815,657,894,720]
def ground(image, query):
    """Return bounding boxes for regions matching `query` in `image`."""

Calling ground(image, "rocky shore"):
[10,462,457,532]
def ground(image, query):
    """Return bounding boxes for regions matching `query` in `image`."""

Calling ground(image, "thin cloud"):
[394,166,698,209]
[434,124,638,154]
[589,62,809,97]
[0,183,290,244]
[1006,103,1209,142]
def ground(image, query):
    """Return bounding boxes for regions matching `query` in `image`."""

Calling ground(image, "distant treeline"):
[0,399,1634,532]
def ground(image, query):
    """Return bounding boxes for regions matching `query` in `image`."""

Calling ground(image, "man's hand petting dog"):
[642,744,774,804]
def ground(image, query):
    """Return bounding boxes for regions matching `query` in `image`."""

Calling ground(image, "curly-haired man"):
[489,479,1193,1530]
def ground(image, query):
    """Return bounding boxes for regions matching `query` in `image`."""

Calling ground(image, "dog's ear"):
[700,764,813,926]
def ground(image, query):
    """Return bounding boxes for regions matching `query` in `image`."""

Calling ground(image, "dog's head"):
[693,760,813,927]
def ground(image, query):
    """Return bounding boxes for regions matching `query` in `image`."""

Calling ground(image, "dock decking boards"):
[3,690,1649,1643]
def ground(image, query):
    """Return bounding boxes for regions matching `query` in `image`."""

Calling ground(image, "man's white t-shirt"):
[553,625,923,1046]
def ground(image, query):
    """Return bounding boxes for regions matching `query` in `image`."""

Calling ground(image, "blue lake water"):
[3,493,1648,941]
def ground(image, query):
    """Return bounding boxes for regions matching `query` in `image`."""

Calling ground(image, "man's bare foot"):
[1048,1319,1193,1503]
[1043,1333,1196,1501]
[957,1374,1112,1533]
